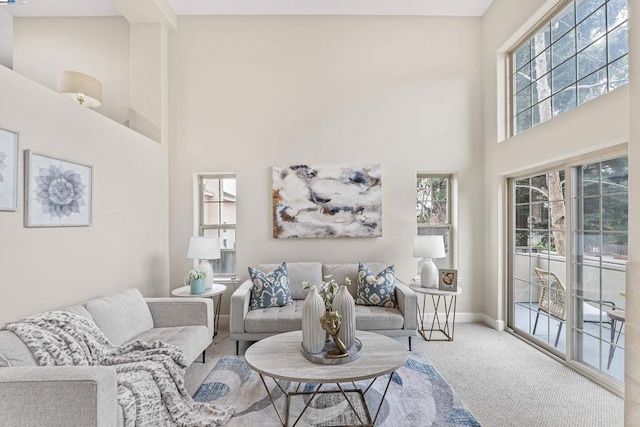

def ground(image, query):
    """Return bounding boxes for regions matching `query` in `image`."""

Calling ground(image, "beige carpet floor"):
[185,321,624,426]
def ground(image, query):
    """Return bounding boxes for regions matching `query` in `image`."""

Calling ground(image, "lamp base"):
[420,258,438,288]
[198,260,215,290]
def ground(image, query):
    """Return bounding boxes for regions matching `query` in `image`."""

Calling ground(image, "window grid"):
[198,174,237,277]
[570,156,628,377]
[512,0,628,135]
[416,174,453,270]
[510,169,567,350]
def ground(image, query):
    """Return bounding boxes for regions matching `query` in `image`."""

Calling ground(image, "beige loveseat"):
[0,288,213,427]
[230,261,417,354]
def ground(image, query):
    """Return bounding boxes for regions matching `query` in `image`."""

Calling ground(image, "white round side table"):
[409,283,462,342]
[171,284,227,337]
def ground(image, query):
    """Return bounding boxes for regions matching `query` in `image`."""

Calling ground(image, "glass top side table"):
[410,282,463,341]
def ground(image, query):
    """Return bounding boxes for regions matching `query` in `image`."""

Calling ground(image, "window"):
[197,174,236,277]
[416,174,453,270]
[512,0,628,135]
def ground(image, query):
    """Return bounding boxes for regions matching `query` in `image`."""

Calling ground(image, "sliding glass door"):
[511,169,568,353]
[571,157,627,383]
[508,154,627,388]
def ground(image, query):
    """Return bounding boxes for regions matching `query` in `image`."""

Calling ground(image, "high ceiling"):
[2,0,495,18]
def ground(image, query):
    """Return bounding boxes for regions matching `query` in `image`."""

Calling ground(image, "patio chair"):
[532,268,613,347]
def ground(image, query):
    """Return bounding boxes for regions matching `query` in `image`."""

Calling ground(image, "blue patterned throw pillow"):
[248,262,293,309]
[356,263,397,308]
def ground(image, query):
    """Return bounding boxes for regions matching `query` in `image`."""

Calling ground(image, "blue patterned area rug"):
[193,353,480,426]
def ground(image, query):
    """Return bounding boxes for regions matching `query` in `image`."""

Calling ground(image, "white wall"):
[481,0,630,323]
[12,17,131,126]
[0,66,170,325]
[625,0,640,417]
[0,11,12,69]
[168,16,486,315]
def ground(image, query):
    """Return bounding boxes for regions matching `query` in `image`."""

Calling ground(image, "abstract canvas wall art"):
[25,150,92,227]
[0,128,18,211]
[273,164,382,238]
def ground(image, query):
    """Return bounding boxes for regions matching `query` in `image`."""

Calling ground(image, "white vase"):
[420,258,439,288]
[332,283,356,349]
[302,287,326,354]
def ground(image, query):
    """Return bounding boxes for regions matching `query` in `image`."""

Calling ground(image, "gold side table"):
[410,283,462,342]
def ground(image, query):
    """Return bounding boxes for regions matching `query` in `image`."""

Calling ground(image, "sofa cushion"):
[128,325,210,365]
[249,263,293,309]
[245,300,303,333]
[356,263,398,308]
[323,262,388,297]
[0,304,94,368]
[0,330,38,367]
[85,289,154,346]
[62,304,94,320]
[354,305,405,330]
[259,262,322,300]
[243,300,404,333]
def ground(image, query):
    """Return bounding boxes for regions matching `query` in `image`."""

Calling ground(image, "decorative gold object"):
[320,310,348,355]
[299,337,362,365]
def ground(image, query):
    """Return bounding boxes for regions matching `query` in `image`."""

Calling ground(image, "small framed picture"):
[24,150,92,227]
[0,127,19,211]
[439,269,458,292]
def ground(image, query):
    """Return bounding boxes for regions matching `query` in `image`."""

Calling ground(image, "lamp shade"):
[187,236,221,260]
[57,70,102,107]
[413,235,446,259]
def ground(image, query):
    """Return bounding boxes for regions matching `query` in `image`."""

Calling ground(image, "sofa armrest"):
[145,298,213,337]
[395,279,418,331]
[230,280,253,335]
[0,366,118,427]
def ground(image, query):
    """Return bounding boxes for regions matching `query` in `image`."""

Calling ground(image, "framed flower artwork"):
[24,150,92,227]
[0,128,19,211]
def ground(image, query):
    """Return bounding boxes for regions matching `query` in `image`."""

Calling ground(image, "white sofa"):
[230,261,417,354]
[0,288,213,427]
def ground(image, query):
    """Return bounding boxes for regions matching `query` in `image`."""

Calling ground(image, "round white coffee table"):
[171,284,226,337]
[410,283,462,341]
[245,330,407,426]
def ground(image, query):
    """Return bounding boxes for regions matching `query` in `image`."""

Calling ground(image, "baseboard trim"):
[419,312,505,331]
[483,315,505,331]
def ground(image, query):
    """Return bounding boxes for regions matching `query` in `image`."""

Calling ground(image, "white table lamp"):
[413,236,446,288]
[187,236,221,290]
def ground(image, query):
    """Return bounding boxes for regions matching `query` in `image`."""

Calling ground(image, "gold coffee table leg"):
[258,374,286,426]
[370,373,395,426]
[288,384,323,427]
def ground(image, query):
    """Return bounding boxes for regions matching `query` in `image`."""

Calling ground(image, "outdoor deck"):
[514,302,625,383]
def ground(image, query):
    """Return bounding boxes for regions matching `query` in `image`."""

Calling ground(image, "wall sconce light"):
[57,70,102,108]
